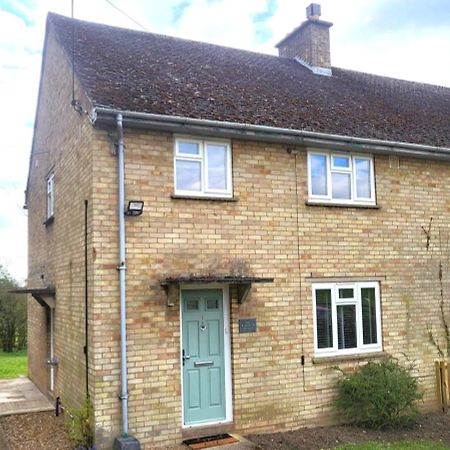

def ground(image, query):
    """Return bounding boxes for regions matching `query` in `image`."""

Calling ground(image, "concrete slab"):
[0,377,53,417]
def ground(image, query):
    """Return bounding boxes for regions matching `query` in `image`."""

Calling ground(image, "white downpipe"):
[50,308,54,391]
[116,113,129,437]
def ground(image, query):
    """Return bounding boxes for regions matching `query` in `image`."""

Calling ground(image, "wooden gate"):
[435,360,450,412]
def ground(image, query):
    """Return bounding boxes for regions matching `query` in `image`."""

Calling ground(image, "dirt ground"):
[0,411,75,450]
[247,412,450,449]
[1,411,450,450]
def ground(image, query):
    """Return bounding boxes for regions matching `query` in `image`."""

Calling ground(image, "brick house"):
[24,4,450,449]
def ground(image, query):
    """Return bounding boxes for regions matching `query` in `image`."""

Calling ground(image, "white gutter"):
[93,107,450,161]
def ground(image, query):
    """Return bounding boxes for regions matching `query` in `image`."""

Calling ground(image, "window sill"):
[171,194,238,202]
[306,200,380,209]
[43,216,54,227]
[312,351,387,365]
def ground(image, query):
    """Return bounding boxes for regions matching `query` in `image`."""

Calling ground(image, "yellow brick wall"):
[27,25,95,409]
[89,127,449,449]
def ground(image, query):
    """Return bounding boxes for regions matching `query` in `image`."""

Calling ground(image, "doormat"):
[183,433,239,449]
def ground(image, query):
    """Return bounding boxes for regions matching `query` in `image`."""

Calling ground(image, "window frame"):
[308,151,376,205]
[174,137,233,198]
[312,281,382,357]
[46,172,55,219]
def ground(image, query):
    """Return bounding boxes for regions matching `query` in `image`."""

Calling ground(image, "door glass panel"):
[310,154,327,196]
[206,144,227,190]
[176,160,201,191]
[337,305,357,349]
[186,299,199,310]
[332,172,351,199]
[361,287,378,345]
[206,299,219,310]
[355,158,371,199]
[316,289,333,349]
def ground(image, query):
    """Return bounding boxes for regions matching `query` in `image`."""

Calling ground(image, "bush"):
[333,358,423,429]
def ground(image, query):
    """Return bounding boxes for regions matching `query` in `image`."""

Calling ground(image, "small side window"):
[46,173,55,219]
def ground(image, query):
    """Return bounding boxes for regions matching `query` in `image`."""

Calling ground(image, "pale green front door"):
[182,289,226,425]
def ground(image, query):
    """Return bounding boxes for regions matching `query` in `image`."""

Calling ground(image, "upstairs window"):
[308,151,375,205]
[313,282,382,357]
[46,172,55,219]
[174,138,232,198]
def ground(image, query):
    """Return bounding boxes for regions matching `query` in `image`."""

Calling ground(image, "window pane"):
[178,141,199,155]
[361,287,377,345]
[311,154,327,196]
[339,288,354,299]
[207,144,227,190]
[316,289,333,349]
[355,159,371,199]
[331,173,351,199]
[337,304,357,349]
[186,299,199,310]
[176,160,201,191]
[332,155,350,168]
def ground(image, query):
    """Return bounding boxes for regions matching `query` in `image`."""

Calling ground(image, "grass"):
[336,442,450,449]
[0,350,27,378]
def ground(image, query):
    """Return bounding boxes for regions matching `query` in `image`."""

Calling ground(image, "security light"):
[125,200,144,216]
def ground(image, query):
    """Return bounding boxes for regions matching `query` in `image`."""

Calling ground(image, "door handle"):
[182,349,190,366]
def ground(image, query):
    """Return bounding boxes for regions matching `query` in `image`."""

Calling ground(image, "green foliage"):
[0,350,27,378]
[0,265,27,352]
[333,358,423,429]
[66,395,95,449]
[336,442,450,449]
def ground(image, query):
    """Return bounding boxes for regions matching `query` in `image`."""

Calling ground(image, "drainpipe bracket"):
[117,265,127,271]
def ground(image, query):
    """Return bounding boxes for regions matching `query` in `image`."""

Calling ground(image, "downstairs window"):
[313,281,382,356]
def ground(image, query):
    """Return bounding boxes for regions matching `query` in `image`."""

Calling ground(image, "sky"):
[0,0,449,283]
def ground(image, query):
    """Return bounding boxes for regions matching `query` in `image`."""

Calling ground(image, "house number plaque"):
[238,318,257,333]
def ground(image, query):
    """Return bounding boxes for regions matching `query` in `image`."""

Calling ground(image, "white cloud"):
[0,0,449,281]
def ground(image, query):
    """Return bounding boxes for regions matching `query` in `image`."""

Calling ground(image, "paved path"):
[0,377,53,417]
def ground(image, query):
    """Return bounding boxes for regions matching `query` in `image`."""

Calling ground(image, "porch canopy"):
[161,275,274,304]
[9,287,55,308]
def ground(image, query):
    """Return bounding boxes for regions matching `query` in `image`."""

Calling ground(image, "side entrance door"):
[182,289,226,425]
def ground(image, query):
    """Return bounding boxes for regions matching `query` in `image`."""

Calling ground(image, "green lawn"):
[0,350,27,378]
[337,442,450,449]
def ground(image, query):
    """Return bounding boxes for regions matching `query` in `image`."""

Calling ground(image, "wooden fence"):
[436,360,450,412]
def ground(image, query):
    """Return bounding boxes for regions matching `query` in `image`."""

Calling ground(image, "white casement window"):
[46,173,55,219]
[308,151,375,205]
[174,138,232,198]
[313,282,382,357]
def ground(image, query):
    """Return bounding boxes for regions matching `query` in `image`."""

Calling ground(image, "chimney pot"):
[306,3,321,20]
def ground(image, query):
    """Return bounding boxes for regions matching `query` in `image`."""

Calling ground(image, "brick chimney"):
[276,3,333,76]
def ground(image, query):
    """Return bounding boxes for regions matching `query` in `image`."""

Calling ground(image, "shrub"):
[333,358,423,429]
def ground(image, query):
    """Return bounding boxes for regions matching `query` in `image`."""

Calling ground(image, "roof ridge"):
[47,12,284,62]
[334,66,450,91]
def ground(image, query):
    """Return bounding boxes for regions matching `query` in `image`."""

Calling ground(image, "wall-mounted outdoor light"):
[125,200,144,216]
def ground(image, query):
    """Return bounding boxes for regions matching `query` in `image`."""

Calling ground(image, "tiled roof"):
[48,13,450,148]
